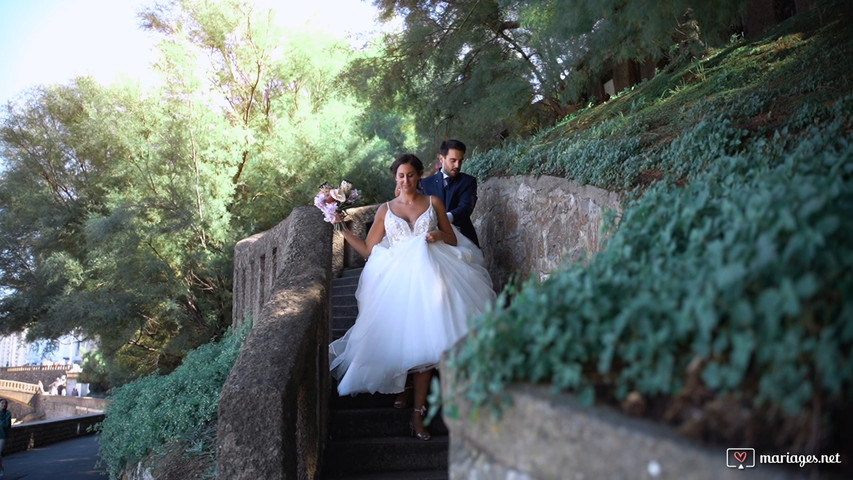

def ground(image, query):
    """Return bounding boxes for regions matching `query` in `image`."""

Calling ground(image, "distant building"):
[0,330,97,367]
[0,331,29,367]
[28,335,98,366]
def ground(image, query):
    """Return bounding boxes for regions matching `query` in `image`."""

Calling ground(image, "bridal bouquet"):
[314,180,360,228]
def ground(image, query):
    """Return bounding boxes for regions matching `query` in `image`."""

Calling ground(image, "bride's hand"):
[331,212,345,225]
[425,230,441,243]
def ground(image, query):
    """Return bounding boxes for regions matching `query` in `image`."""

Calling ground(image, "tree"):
[0,0,403,386]
[0,78,234,380]
[141,0,399,234]
[357,0,750,149]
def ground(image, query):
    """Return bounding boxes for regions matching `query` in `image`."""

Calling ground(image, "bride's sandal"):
[409,405,431,441]
[393,386,412,409]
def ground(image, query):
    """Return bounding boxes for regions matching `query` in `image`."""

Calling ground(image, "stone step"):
[332,294,358,307]
[325,469,448,480]
[331,327,350,340]
[332,304,359,320]
[322,436,449,478]
[340,267,364,278]
[332,277,360,295]
[330,391,397,409]
[332,314,357,331]
[326,267,448,479]
[330,407,448,440]
[331,286,358,299]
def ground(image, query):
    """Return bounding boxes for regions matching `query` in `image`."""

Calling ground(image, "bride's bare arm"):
[364,206,387,252]
[339,205,387,259]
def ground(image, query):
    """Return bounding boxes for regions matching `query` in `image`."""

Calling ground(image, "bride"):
[329,153,496,440]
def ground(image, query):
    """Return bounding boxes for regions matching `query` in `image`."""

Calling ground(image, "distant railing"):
[0,365,72,373]
[0,379,40,393]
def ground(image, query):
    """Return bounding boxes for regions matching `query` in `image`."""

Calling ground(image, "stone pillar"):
[65,370,85,396]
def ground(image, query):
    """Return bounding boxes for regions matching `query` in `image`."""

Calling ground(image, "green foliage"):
[96,322,249,480]
[141,0,399,234]
[0,78,236,381]
[362,0,750,149]
[464,2,853,192]
[450,106,853,418]
[0,0,402,385]
[79,351,110,395]
[448,3,853,438]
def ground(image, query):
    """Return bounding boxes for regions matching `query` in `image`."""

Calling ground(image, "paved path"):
[2,435,106,479]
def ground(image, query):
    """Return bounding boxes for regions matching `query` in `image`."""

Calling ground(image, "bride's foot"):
[409,406,431,441]
[393,387,411,409]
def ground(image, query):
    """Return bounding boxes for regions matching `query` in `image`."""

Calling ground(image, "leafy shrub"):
[96,322,250,480]
[449,101,853,423]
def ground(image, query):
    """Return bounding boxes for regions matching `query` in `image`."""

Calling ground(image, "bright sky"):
[0,0,385,105]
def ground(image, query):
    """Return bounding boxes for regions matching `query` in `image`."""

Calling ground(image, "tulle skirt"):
[329,228,496,395]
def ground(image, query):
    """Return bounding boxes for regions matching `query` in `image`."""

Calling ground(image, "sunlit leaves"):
[0,1,398,385]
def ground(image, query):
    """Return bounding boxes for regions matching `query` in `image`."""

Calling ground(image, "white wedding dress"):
[329,198,496,395]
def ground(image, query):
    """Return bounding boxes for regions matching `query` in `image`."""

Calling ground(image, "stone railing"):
[0,379,41,408]
[0,365,71,373]
[0,379,40,393]
[335,204,381,267]
[217,206,334,480]
[0,365,76,389]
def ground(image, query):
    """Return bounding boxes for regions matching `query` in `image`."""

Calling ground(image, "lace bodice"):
[384,199,437,246]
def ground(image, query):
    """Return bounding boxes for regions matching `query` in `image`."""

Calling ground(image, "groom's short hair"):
[440,139,466,156]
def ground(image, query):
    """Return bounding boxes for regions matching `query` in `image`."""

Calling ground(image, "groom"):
[422,139,480,247]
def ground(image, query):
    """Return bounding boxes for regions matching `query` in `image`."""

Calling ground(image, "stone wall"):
[217,206,333,480]
[31,394,107,419]
[231,208,323,327]
[335,205,381,268]
[440,370,803,480]
[473,175,623,292]
[2,414,103,455]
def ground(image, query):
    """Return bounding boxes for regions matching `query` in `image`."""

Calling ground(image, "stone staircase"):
[322,268,449,480]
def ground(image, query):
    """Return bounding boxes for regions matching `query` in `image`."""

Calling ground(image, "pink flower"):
[313,179,360,226]
[329,188,346,203]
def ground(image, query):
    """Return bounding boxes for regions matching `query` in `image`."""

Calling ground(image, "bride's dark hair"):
[390,153,424,176]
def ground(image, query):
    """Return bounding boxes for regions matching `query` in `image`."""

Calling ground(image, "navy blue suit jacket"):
[422,171,480,247]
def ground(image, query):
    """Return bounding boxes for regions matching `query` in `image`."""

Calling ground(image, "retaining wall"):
[3,414,103,455]
[473,175,623,291]
[440,369,804,480]
[217,206,333,480]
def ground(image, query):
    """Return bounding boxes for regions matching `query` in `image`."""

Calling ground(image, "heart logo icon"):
[734,451,747,464]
